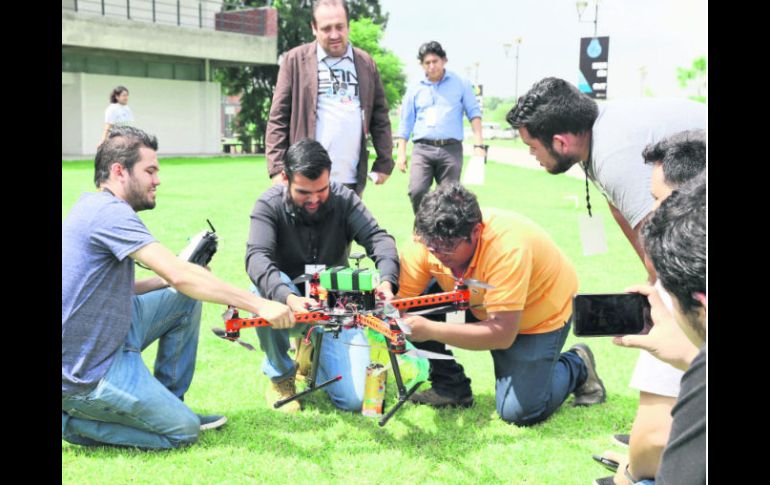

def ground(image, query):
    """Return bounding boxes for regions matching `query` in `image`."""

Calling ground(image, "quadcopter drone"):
[212,253,494,426]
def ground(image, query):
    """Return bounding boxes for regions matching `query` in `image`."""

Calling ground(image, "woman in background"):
[100,86,134,144]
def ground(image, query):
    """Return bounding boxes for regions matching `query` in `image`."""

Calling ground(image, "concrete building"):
[62,0,277,158]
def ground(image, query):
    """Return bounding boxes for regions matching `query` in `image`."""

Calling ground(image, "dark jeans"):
[415,283,587,426]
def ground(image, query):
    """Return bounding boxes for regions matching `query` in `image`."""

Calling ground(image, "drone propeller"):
[292,273,316,284]
[404,348,455,360]
[406,304,458,317]
[430,272,495,290]
[211,327,257,351]
[461,278,495,290]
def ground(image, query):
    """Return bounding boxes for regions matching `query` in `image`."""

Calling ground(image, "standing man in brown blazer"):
[265,0,394,197]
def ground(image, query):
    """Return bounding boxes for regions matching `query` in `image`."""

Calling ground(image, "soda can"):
[361,363,387,417]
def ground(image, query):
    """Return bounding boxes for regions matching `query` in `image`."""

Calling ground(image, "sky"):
[378,0,707,100]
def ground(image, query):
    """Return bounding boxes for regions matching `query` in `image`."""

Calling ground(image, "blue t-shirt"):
[62,192,156,396]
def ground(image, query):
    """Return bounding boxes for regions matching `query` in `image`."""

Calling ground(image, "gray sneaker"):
[198,414,228,431]
[409,388,474,408]
[613,433,630,448]
[569,343,606,406]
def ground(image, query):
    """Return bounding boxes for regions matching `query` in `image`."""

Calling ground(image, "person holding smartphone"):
[397,182,606,425]
[612,175,706,485]
[590,131,706,485]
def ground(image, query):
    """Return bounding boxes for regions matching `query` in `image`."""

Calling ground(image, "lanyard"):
[583,133,594,217]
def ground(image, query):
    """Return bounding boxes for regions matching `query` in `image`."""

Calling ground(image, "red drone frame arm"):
[357,313,400,344]
[389,289,470,312]
[225,311,329,332]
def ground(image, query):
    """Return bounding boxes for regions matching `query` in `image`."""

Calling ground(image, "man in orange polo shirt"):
[398,182,606,425]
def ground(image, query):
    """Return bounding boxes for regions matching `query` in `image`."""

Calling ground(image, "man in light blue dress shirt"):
[396,41,486,214]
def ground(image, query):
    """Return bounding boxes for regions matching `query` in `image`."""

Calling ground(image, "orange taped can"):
[362,363,387,417]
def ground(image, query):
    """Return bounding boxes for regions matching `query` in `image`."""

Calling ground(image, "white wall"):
[62,72,83,155]
[62,72,221,158]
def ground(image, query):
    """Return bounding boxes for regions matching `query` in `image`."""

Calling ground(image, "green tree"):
[676,56,707,103]
[216,0,394,152]
[348,17,405,108]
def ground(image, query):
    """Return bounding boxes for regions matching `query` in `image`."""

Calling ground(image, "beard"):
[124,178,156,212]
[285,192,330,224]
[545,145,581,175]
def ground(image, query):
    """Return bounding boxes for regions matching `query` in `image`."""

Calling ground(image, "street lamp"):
[503,38,523,99]
[576,0,599,37]
[639,65,648,97]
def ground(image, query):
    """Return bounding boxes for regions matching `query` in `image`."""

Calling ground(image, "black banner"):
[578,36,610,99]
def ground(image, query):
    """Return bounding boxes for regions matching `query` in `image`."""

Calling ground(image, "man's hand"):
[612,285,699,371]
[375,281,395,302]
[402,314,436,342]
[286,294,318,314]
[258,299,295,329]
[370,171,390,185]
[396,154,408,173]
[473,145,487,158]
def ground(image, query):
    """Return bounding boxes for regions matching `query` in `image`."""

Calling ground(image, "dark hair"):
[505,77,598,147]
[311,0,349,26]
[284,138,332,182]
[414,182,482,244]
[94,126,158,187]
[417,41,447,62]
[642,172,706,318]
[110,85,129,104]
[642,130,707,188]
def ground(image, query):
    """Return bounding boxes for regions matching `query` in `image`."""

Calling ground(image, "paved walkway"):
[463,143,585,180]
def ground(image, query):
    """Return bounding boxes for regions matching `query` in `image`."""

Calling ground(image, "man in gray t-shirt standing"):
[62,126,293,449]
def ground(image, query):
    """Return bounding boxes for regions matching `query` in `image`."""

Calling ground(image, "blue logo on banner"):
[587,38,602,58]
[578,71,592,93]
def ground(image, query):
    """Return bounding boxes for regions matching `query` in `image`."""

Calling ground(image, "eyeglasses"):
[424,238,466,256]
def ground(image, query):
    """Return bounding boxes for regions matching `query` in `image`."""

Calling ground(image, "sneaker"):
[198,414,227,431]
[569,343,607,406]
[613,433,630,448]
[409,387,474,408]
[593,477,615,485]
[265,376,301,413]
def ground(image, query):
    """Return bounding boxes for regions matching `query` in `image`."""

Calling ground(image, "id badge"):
[425,107,438,127]
[304,264,326,297]
[445,310,466,324]
[461,155,485,185]
[578,214,608,256]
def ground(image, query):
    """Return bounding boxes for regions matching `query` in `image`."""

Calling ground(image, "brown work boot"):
[409,387,474,408]
[294,338,314,385]
[570,343,607,406]
[265,376,301,413]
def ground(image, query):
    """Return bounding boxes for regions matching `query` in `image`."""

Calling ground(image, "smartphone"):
[572,293,652,337]
[592,454,619,472]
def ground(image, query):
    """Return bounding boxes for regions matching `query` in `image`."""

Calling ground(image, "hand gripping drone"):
[212,254,492,426]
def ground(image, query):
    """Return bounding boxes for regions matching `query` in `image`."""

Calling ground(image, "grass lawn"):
[62,153,647,484]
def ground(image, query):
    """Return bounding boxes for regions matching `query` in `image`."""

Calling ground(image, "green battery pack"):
[320,266,380,291]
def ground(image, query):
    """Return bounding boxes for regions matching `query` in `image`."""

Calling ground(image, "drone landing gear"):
[378,350,423,427]
[273,329,342,410]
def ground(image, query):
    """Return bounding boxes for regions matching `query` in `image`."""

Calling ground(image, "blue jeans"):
[253,273,370,411]
[417,322,585,426]
[61,288,203,449]
[491,322,586,426]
